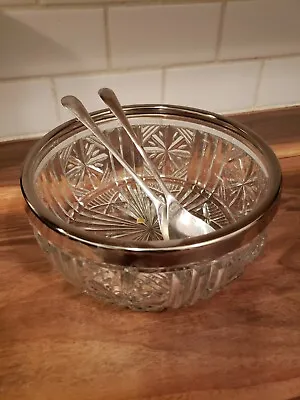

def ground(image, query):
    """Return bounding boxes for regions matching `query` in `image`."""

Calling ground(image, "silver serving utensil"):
[61,95,170,240]
[98,88,215,238]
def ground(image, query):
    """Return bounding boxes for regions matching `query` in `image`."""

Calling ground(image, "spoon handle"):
[61,95,162,208]
[98,88,171,200]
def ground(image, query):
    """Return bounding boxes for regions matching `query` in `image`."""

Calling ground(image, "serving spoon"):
[98,88,214,238]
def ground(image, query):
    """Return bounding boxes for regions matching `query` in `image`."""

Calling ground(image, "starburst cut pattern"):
[62,138,109,189]
[75,184,163,241]
[143,125,192,175]
[214,149,265,215]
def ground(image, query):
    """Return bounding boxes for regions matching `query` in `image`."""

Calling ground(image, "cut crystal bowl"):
[21,104,281,311]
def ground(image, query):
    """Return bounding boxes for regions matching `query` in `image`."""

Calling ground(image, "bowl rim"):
[20,103,282,255]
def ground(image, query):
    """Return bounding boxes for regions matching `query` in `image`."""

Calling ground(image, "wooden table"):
[1,107,300,400]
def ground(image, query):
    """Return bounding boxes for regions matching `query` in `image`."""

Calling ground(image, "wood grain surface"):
[0,107,300,400]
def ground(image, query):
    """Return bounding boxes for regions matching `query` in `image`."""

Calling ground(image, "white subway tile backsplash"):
[54,69,162,121]
[165,61,261,113]
[108,3,221,69]
[220,0,300,60]
[257,56,300,108]
[0,8,107,79]
[0,79,58,137]
[0,0,300,139]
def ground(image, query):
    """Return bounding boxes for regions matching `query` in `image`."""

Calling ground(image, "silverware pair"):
[61,89,214,240]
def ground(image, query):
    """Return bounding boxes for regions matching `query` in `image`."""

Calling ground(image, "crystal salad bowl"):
[20,104,281,311]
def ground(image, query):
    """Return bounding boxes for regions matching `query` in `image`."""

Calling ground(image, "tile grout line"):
[49,77,61,123]
[0,0,224,11]
[0,3,105,11]
[253,60,265,108]
[1,53,300,83]
[161,68,166,103]
[215,0,227,61]
[103,5,112,70]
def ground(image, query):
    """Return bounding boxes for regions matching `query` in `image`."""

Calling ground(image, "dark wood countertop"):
[1,107,300,400]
